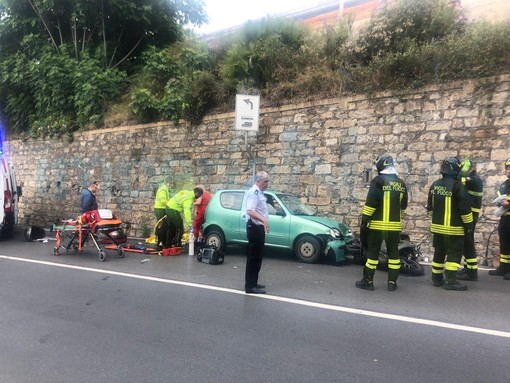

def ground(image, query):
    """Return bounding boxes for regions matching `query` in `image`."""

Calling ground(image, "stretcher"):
[104,243,160,255]
[52,209,130,262]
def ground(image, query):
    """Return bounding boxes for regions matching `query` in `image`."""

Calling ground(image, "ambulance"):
[0,132,20,238]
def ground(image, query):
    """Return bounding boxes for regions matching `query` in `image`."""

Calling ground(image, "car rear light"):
[4,190,12,213]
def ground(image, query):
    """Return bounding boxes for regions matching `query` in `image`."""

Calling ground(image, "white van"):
[0,152,20,238]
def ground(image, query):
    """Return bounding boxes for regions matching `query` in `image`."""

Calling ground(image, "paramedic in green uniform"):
[165,189,195,248]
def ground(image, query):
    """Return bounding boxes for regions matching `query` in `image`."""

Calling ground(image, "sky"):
[194,0,323,35]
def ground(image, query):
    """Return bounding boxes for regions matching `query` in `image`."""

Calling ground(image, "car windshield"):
[276,194,315,216]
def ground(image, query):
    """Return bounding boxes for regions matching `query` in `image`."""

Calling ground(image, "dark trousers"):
[363,230,400,282]
[498,215,510,270]
[154,208,168,245]
[432,234,463,280]
[165,208,183,248]
[462,213,478,269]
[245,221,265,289]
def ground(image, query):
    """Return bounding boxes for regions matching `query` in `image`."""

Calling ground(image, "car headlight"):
[329,228,341,238]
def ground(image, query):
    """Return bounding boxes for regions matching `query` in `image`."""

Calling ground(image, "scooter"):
[345,232,425,276]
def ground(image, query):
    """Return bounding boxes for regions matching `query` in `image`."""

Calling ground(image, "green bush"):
[433,22,510,80]
[128,40,216,124]
[0,41,126,136]
[351,0,464,64]
[220,18,309,91]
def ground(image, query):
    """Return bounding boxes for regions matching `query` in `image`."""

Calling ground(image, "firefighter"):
[427,157,473,291]
[488,158,510,279]
[356,155,408,291]
[456,159,483,281]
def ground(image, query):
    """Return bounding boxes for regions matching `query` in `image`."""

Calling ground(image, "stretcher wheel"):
[53,247,59,256]
[117,248,125,258]
[98,250,106,262]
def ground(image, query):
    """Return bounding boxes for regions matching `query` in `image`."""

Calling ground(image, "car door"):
[217,191,246,242]
[264,192,291,247]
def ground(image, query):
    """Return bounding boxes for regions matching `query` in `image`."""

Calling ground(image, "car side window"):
[220,191,244,211]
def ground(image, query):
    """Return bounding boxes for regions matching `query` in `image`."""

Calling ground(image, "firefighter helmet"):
[374,155,394,172]
[459,158,472,177]
[505,158,510,168]
[441,157,461,176]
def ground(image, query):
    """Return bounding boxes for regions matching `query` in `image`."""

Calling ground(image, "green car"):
[202,189,354,264]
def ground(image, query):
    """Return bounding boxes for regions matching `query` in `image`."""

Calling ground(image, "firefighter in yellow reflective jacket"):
[427,157,473,291]
[356,155,408,292]
[488,158,510,279]
[164,189,196,248]
[457,159,483,281]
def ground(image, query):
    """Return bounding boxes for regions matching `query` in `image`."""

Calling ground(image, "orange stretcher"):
[52,209,130,262]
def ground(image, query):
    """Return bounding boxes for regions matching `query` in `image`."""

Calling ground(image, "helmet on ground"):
[441,157,461,176]
[374,155,394,172]
[505,158,510,168]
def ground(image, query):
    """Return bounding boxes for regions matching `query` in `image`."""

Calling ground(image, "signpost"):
[235,94,260,131]
[235,94,260,183]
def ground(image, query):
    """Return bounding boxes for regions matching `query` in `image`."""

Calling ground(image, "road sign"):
[235,94,260,131]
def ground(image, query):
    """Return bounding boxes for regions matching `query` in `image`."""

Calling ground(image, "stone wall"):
[4,74,510,261]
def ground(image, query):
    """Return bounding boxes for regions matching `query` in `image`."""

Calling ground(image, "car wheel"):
[205,229,226,251]
[294,235,322,264]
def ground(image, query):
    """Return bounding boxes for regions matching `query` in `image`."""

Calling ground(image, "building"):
[201,0,510,44]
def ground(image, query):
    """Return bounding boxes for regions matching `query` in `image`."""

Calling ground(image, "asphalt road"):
[0,232,509,383]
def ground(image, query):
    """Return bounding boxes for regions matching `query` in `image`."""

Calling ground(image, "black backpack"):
[197,246,224,265]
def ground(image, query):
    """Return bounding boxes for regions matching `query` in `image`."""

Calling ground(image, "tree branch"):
[101,0,107,68]
[27,0,59,52]
[110,37,143,70]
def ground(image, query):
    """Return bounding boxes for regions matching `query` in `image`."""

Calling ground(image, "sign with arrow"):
[235,94,260,131]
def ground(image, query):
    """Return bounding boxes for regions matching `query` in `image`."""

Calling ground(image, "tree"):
[0,0,207,135]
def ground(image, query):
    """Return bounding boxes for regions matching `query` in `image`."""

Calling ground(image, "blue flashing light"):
[0,115,4,157]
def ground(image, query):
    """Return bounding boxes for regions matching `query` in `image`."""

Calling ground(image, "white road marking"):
[2,255,510,339]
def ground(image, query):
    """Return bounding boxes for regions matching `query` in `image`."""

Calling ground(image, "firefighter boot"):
[355,267,375,291]
[387,269,399,291]
[431,273,444,287]
[443,271,467,291]
[504,273,510,280]
[456,268,478,281]
[488,265,510,276]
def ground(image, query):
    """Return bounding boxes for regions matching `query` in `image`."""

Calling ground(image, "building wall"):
[297,0,510,30]
[4,74,509,261]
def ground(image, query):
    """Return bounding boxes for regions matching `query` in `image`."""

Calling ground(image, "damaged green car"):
[202,189,354,264]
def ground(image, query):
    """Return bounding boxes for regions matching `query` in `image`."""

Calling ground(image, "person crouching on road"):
[245,171,270,294]
[356,155,408,292]
[164,189,195,248]
[427,157,473,291]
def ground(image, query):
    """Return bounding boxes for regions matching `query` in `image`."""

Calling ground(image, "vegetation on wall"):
[0,0,509,137]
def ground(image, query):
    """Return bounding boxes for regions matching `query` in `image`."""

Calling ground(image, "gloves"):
[360,216,369,230]
[360,217,369,249]
[464,225,474,236]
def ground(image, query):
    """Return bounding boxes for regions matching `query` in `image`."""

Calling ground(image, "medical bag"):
[197,246,224,265]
